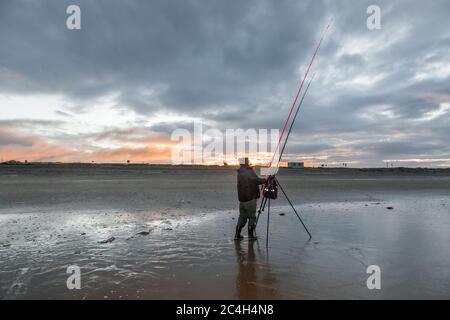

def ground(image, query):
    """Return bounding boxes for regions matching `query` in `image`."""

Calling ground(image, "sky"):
[0,0,449,167]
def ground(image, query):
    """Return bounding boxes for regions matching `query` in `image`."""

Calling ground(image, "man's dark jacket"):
[237,165,266,202]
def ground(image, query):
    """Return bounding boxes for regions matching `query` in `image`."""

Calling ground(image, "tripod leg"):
[275,177,312,239]
[256,196,267,226]
[266,197,271,248]
[255,183,267,229]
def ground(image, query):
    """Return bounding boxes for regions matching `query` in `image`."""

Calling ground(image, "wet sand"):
[0,165,449,299]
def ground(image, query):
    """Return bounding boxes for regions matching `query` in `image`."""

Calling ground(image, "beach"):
[0,164,449,299]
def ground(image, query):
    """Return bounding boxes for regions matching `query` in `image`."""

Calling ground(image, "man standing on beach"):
[235,157,266,240]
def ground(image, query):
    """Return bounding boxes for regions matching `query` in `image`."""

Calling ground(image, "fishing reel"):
[262,175,278,199]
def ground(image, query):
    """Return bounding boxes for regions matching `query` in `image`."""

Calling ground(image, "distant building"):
[287,161,304,169]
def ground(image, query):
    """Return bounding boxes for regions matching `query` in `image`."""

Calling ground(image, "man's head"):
[238,157,250,167]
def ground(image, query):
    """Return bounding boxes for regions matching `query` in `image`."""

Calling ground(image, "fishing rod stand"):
[256,176,312,248]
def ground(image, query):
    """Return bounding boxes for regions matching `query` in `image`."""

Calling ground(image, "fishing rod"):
[258,19,330,206]
[255,20,332,246]
[264,19,332,178]
[278,73,316,164]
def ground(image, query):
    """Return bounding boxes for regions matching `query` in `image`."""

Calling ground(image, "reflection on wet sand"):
[234,240,278,299]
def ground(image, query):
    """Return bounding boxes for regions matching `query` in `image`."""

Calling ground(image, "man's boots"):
[248,226,257,239]
[234,226,244,240]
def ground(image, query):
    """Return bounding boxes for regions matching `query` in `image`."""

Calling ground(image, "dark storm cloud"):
[1,0,450,166]
[0,0,327,110]
[93,127,168,144]
[149,121,196,135]
[0,128,36,147]
[0,119,65,128]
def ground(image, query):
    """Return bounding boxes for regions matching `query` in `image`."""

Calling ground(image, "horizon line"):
[1,160,449,170]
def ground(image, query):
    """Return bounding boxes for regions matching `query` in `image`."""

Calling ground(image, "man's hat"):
[238,157,249,166]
